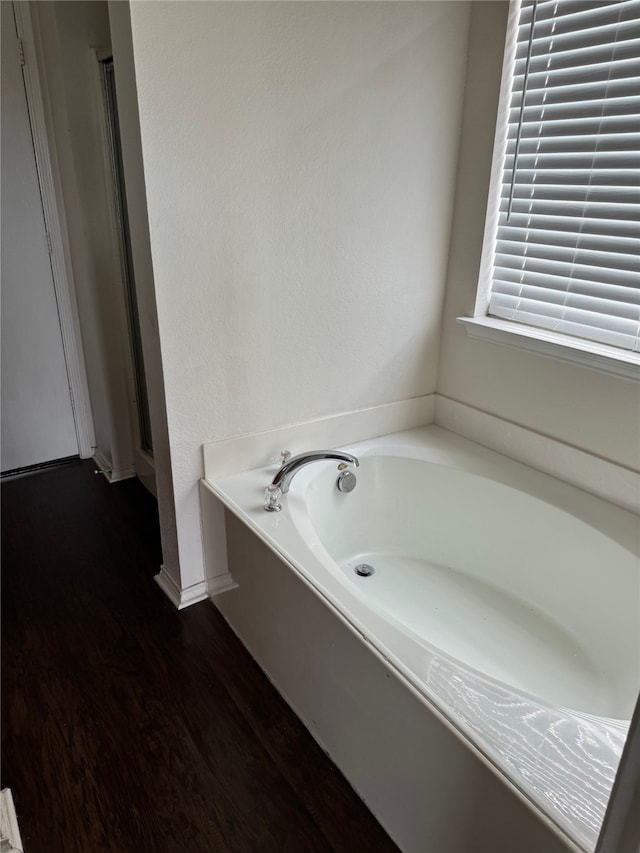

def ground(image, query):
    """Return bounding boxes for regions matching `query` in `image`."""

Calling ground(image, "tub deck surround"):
[202,395,436,479]
[202,424,639,853]
[434,396,640,514]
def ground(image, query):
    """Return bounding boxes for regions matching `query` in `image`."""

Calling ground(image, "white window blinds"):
[488,0,640,352]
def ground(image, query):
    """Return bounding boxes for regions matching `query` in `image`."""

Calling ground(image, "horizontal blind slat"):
[508,115,640,138]
[494,253,640,287]
[493,262,640,294]
[506,133,640,154]
[502,168,640,186]
[496,225,640,252]
[499,186,640,204]
[499,197,640,219]
[513,56,640,89]
[496,212,640,238]
[491,273,639,305]
[495,240,640,272]
[490,283,640,321]
[493,275,639,300]
[515,37,640,74]
[510,76,640,106]
[504,151,640,169]
[501,180,640,195]
[509,95,640,122]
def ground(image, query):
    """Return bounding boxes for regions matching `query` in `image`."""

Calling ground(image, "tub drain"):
[354,563,375,577]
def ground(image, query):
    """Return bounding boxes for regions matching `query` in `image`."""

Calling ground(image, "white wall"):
[32,1,137,479]
[437,2,640,471]
[127,0,471,590]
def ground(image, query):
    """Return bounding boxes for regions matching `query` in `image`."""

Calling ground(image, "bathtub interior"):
[291,456,639,722]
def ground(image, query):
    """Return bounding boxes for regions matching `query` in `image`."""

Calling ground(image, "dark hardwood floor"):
[1,460,398,853]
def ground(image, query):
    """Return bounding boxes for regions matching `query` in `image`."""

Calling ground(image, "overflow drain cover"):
[354,563,375,577]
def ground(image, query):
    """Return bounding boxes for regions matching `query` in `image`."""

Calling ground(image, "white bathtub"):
[206,425,640,852]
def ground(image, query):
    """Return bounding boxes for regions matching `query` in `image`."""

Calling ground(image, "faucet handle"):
[269,450,291,468]
[264,484,282,512]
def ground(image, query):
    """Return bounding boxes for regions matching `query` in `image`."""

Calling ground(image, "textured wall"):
[127,1,471,588]
[437,2,640,471]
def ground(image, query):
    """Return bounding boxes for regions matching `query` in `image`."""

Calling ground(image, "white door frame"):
[12,2,95,459]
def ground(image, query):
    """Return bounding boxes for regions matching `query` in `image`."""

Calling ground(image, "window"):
[460,0,640,380]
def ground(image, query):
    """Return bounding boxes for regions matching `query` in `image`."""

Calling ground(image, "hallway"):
[1,462,397,853]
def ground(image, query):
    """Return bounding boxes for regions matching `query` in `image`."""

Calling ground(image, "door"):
[1,3,78,472]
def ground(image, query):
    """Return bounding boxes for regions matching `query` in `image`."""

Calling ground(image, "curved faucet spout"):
[271,450,359,495]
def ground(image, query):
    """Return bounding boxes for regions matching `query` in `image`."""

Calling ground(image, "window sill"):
[457,317,640,382]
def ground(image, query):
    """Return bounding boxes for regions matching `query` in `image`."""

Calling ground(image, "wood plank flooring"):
[1,461,398,853]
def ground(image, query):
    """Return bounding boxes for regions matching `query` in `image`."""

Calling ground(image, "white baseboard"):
[208,573,238,596]
[93,451,136,484]
[154,565,209,610]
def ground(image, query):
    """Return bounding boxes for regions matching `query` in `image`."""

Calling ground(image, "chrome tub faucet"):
[265,450,359,512]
